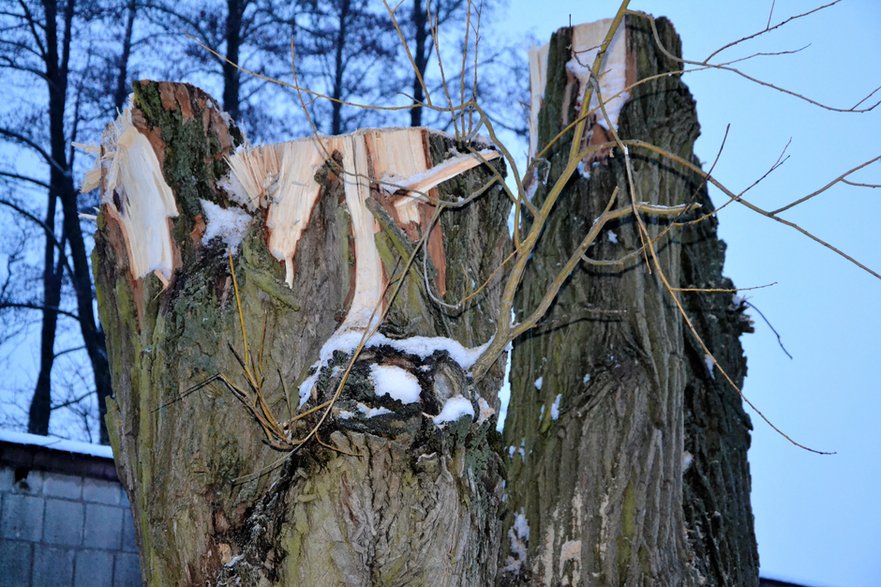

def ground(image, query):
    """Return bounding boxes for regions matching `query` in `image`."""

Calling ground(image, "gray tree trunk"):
[93,81,509,585]
[501,15,758,586]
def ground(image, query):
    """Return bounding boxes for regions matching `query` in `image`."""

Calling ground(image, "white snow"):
[433,395,475,425]
[538,404,545,421]
[199,199,252,251]
[504,509,531,572]
[582,373,591,385]
[297,331,491,408]
[682,450,694,473]
[576,160,591,180]
[704,354,716,380]
[534,376,543,391]
[477,397,495,424]
[513,510,531,541]
[607,230,619,244]
[356,402,393,418]
[370,364,421,404]
[551,394,562,421]
[298,370,320,408]
[386,334,492,369]
[0,429,114,459]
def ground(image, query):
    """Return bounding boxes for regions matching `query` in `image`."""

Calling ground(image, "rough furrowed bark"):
[501,15,757,586]
[92,81,510,585]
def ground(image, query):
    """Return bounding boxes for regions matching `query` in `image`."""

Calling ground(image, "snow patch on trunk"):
[704,354,716,380]
[199,199,252,251]
[504,510,531,572]
[433,395,475,426]
[369,364,421,404]
[297,331,491,408]
[551,394,562,420]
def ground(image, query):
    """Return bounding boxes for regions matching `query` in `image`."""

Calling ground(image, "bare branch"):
[703,0,839,63]
[0,170,49,189]
[644,12,880,113]
[771,156,881,214]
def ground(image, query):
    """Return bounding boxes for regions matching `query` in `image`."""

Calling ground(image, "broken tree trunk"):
[91,81,509,585]
[501,14,758,586]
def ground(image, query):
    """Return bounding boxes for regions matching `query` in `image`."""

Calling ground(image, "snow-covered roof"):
[0,429,114,460]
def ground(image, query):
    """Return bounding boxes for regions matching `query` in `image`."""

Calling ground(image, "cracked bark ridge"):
[93,80,509,585]
[501,15,757,586]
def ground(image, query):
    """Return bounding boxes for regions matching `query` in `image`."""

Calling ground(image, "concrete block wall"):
[0,433,142,586]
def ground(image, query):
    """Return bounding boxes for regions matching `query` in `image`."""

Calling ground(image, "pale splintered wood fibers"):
[82,107,179,284]
[527,19,629,159]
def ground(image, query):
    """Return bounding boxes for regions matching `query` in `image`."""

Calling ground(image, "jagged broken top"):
[528,18,631,159]
[83,106,499,333]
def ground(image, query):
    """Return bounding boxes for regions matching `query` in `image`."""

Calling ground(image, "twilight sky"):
[502,1,881,586]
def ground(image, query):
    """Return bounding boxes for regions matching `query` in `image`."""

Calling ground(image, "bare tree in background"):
[293,0,397,135]
[0,1,119,442]
[142,0,300,140]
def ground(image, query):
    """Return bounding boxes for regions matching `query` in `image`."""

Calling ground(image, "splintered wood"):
[225,129,498,329]
[528,18,632,159]
[82,108,179,286]
[89,114,498,333]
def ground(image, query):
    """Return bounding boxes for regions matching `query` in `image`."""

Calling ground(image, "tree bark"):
[501,15,757,586]
[113,0,138,113]
[223,0,245,120]
[409,0,428,127]
[331,0,351,134]
[93,81,509,585]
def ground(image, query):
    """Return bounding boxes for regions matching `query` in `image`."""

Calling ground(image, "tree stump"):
[91,81,509,585]
[502,14,758,586]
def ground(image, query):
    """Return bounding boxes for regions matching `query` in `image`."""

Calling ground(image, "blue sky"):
[503,1,880,586]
